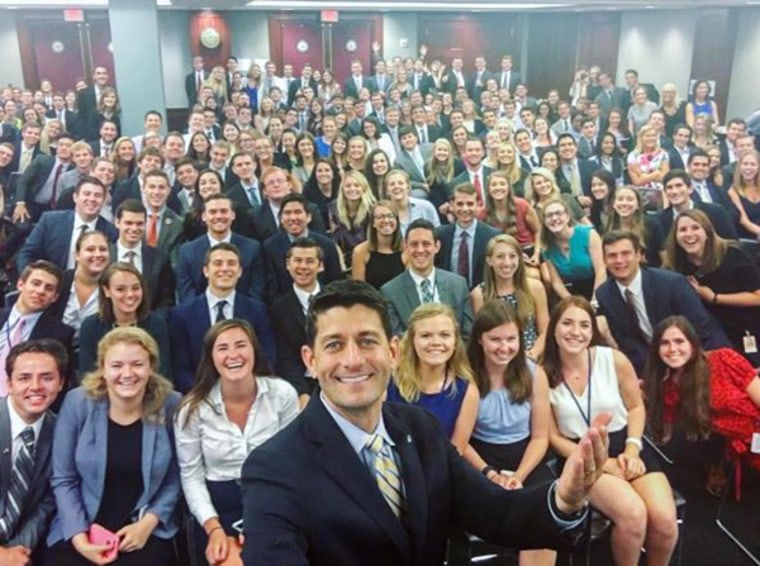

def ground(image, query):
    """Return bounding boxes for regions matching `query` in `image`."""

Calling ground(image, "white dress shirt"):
[174,378,299,525]
[293,282,320,314]
[206,288,235,323]
[116,241,143,272]
[67,214,98,269]
[409,267,440,304]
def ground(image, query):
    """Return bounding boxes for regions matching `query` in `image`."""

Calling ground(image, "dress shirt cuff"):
[546,480,589,532]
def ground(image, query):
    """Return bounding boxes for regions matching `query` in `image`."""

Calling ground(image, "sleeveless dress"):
[365,251,405,289]
[386,377,469,438]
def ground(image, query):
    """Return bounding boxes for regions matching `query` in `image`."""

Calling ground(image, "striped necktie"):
[365,434,404,518]
[0,427,35,541]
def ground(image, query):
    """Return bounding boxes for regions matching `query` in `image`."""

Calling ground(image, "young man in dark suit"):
[76,65,110,142]
[8,122,42,176]
[262,193,341,301]
[687,150,738,226]
[269,238,323,402]
[596,231,730,375]
[185,55,207,107]
[0,261,75,391]
[0,340,67,562]
[241,279,610,565]
[176,194,265,303]
[16,176,117,272]
[169,243,276,393]
[435,184,500,290]
[111,199,175,311]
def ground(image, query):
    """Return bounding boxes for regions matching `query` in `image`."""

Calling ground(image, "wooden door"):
[331,21,373,79]
[29,22,85,90]
[273,19,325,73]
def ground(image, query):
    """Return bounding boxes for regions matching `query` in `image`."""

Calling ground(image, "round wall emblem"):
[296,39,309,53]
[51,41,65,54]
[200,27,221,49]
[345,39,357,52]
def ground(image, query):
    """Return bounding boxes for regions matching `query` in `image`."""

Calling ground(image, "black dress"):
[688,245,760,366]
[365,250,405,289]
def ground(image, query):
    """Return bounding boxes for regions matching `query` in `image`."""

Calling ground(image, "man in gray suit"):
[0,340,66,562]
[594,72,627,119]
[381,219,473,340]
[393,126,433,197]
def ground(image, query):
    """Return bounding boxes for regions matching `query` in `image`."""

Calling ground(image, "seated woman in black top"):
[663,209,760,367]
[351,200,407,288]
[302,158,339,229]
[79,262,171,378]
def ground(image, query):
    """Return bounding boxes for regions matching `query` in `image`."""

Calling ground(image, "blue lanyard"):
[562,350,593,428]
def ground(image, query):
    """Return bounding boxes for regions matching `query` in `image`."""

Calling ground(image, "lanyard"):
[562,350,593,427]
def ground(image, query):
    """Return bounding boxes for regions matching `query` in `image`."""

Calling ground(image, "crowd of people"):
[0,44,760,566]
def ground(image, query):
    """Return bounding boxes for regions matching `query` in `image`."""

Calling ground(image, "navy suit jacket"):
[247,202,326,243]
[269,288,312,396]
[8,142,42,174]
[691,179,739,227]
[435,221,501,289]
[262,231,343,301]
[241,397,579,565]
[175,233,265,303]
[656,201,738,241]
[16,210,118,272]
[169,293,276,393]
[596,267,730,374]
[0,399,56,549]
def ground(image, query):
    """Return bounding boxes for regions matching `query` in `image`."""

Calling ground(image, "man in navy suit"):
[495,54,521,93]
[687,150,739,226]
[555,134,595,207]
[176,194,265,303]
[241,279,609,565]
[596,231,730,375]
[667,124,693,171]
[185,55,207,107]
[262,193,342,301]
[0,340,66,562]
[169,243,276,393]
[76,65,110,142]
[435,184,500,290]
[8,122,41,176]
[0,261,75,391]
[110,146,164,214]
[269,238,323,401]
[287,63,319,107]
[45,93,80,139]
[343,59,369,100]
[449,137,492,207]
[111,199,175,310]
[16,176,117,272]
[657,170,737,240]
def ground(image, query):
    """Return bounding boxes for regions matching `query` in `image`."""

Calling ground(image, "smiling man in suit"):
[141,169,184,267]
[176,193,265,303]
[169,242,276,393]
[269,238,323,403]
[0,340,66,563]
[381,219,473,340]
[112,199,175,311]
[393,127,432,196]
[185,56,207,107]
[596,231,730,374]
[241,278,609,565]
[16,176,117,272]
[435,184,500,290]
[77,66,110,142]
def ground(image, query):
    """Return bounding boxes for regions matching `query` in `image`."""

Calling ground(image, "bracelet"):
[481,465,497,477]
[625,436,643,451]
[207,526,223,536]
[713,293,719,304]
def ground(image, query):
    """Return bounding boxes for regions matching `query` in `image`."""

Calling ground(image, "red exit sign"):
[63,9,85,22]
[321,10,339,23]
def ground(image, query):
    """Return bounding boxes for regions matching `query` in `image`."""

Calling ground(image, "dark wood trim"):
[15,21,39,89]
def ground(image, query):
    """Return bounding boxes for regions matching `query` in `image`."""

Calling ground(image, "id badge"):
[743,332,758,355]
[751,432,760,455]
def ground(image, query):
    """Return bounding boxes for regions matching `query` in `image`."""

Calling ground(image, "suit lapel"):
[400,272,421,318]
[640,269,659,325]
[304,401,412,564]
[31,411,54,481]
[140,415,158,504]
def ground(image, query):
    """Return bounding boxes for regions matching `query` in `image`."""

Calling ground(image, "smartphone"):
[89,523,119,561]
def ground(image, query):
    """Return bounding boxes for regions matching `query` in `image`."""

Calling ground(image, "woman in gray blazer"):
[47,327,181,565]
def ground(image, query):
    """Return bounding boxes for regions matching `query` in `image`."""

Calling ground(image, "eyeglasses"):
[544,210,567,219]
[374,213,396,221]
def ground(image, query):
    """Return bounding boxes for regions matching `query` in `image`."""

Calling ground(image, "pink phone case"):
[89,524,119,560]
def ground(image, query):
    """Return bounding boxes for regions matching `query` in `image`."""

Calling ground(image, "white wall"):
[0,12,25,87]
[616,10,697,96]
[230,12,270,64]
[727,8,760,119]
[383,13,418,61]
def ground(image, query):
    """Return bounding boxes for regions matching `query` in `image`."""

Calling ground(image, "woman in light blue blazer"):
[47,327,181,566]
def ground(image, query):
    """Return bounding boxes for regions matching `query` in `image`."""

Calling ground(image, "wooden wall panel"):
[576,12,620,78]
[525,13,578,99]
[189,11,231,70]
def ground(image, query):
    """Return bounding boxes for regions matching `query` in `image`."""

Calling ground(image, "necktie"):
[215,299,228,323]
[103,145,111,158]
[197,72,203,93]
[625,289,648,343]
[419,128,427,144]
[502,73,508,89]
[50,162,65,207]
[247,186,260,207]
[607,90,613,103]
[458,231,470,286]
[0,427,35,540]
[568,164,581,196]
[564,119,570,132]
[0,318,26,396]
[420,278,434,304]
[146,214,158,247]
[365,434,403,518]
[124,251,136,266]
[473,173,484,207]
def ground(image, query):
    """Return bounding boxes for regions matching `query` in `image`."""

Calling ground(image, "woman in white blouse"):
[174,319,299,566]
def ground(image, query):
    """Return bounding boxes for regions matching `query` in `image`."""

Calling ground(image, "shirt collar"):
[293,282,320,311]
[319,392,394,457]
[7,305,43,328]
[409,266,436,286]
[6,397,45,444]
[454,220,477,239]
[209,378,270,409]
[615,267,643,298]
[73,212,97,231]
[207,232,232,246]
[206,288,235,311]
[117,240,141,256]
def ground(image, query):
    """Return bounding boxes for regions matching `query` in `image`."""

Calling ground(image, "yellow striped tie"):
[366,434,404,518]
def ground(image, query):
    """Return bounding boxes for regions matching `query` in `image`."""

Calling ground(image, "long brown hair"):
[662,209,728,274]
[540,296,602,388]
[481,235,535,326]
[484,170,518,236]
[467,300,532,402]
[641,316,711,441]
[177,319,272,428]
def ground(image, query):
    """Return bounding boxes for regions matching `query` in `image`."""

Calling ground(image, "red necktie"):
[147,214,158,247]
[473,173,483,208]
